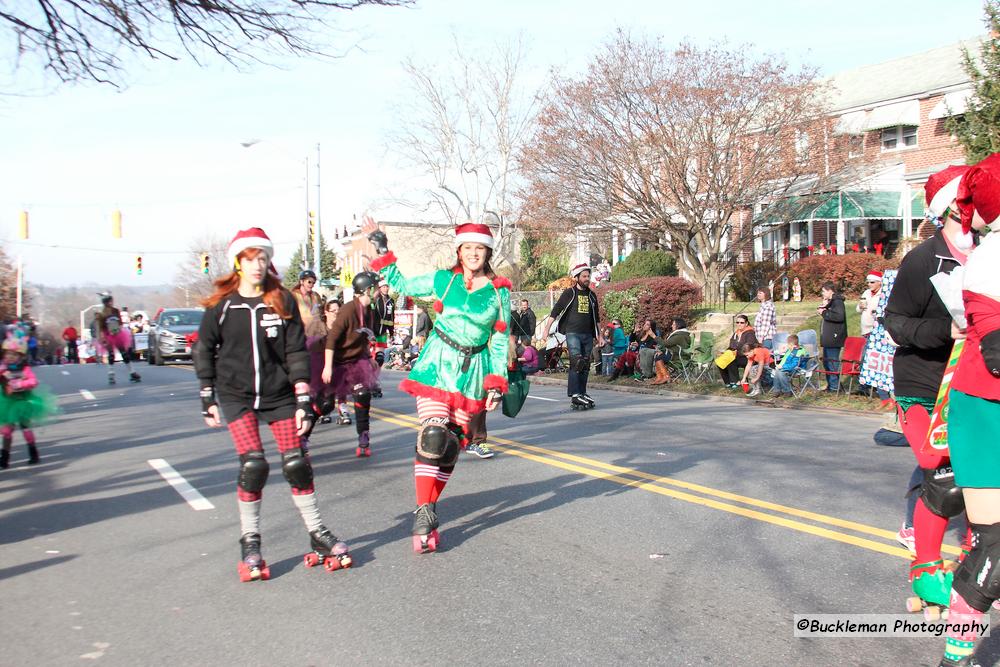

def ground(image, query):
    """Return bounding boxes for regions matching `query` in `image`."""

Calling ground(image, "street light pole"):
[314,142,322,278]
[15,254,23,318]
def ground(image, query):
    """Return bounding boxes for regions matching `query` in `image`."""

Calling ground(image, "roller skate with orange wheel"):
[303,527,352,572]
[356,431,371,458]
[906,559,954,620]
[412,502,439,554]
[237,533,270,582]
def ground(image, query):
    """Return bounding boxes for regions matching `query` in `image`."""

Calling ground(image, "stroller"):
[542,338,569,373]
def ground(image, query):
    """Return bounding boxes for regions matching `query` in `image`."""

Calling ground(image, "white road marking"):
[61,371,70,375]
[79,390,96,401]
[45,550,60,554]
[147,459,215,511]
[526,395,559,402]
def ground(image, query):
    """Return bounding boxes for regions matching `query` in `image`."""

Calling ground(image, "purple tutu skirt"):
[307,336,328,398]
[328,357,378,399]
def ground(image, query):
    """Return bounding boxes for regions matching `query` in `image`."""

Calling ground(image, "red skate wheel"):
[355,447,363,457]
[238,563,252,582]
[304,552,319,567]
[260,563,270,580]
[412,535,429,553]
[428,530,439,551]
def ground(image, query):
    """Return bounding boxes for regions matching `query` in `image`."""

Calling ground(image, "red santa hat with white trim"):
[925,164,971,219]
[956,153,1000,249]
[454,223,494,248]
[227,227,275,270]
[570,262,591,278]
[866,270,883,282]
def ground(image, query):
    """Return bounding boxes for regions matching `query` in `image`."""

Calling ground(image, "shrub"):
[787,254,901,298]
[597,277,702,331]
[610,250,678,282]
[729,261,780,302]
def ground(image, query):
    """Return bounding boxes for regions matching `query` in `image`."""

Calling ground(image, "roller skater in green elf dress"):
[364,215,509,553]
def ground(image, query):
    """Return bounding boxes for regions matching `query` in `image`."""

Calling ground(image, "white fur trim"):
[454,232,494,248]
[964,233,1000,295]
[928,175,963,218]
[570,263,591,278]
[228,237,273,268]
[866,273,883,282]
[954,231,975,251]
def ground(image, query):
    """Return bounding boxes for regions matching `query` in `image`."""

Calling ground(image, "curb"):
[527,374,884,420]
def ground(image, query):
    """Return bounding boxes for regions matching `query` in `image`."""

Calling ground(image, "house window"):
[795,129,810,162]
[848,134,864,158]
[881,125,918,151]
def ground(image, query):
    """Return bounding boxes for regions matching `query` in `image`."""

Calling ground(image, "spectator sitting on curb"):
[611,319,628,364]
[739,341,773,397]
[637,318,659,379]
[770,333,806,397]
[719,315,759,388]
[609,341,638,382]
[516,343,539,375]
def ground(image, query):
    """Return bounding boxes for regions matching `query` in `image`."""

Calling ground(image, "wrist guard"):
[296,393,316,427]
[200,387,217,417]
[368,230,389,256]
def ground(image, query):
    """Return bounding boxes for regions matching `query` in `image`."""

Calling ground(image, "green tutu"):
[0,386,58,426]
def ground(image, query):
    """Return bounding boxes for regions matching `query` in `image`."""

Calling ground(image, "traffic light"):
[201,253,210,274]
[112,210,122,239]
[308,211,316,247]
[18,211,28,240]
[135,255,143,275]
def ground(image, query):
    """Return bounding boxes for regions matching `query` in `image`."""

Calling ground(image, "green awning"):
[758,190,925,225]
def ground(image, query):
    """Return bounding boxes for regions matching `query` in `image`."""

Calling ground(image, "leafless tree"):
[388,35,537,268]
[1,0,411,87]
[521,32,869,302]
[173,233,230,305]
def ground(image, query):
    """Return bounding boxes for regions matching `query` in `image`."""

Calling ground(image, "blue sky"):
[0,0,986,286]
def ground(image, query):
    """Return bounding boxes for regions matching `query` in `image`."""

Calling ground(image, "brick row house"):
[753,38,978,264]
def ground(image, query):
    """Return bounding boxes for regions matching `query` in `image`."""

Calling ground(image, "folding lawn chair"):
[691,332,719,383]
[792,357,822,396]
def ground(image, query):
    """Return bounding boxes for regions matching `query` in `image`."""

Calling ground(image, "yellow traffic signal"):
[308,211,316,246]
[112,210,122,239]
[18,211,28,240]
[135,255,143,275]
[201,253,210,274]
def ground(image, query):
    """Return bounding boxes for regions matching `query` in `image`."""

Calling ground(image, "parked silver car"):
[148,308,204,365]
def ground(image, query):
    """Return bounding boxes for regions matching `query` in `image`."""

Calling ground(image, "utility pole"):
[303,156,310,269]
[15,255,22,318]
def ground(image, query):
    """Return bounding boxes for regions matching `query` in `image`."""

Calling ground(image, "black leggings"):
[719,356,747,384]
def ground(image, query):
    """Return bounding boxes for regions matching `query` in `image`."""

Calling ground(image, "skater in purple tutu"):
[321,272,381,457]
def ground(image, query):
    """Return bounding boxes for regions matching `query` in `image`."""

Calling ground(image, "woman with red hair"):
[364,215,510,553]
[194,227,351,582]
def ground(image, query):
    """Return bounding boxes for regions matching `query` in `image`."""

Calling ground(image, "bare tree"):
[520,32,868,302]
[388,35,537,269]
[173,233,230,306]
[1,0,411,87]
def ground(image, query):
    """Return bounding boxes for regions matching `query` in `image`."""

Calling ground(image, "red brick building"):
[754,38,978,262]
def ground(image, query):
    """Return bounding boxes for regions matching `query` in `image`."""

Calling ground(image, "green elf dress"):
[371,251,510,414]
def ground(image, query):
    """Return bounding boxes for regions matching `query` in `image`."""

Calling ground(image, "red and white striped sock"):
[431,466,454,503]
[414,460,438,505]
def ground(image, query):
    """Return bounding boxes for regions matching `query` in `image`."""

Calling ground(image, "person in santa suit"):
[884,164,974,619]
[194,227,351,581]
[937,154,1000,667]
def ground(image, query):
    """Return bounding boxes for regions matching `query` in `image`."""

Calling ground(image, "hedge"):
[610,250,678,281]
[786,254,900,298]
[596,277,703,332]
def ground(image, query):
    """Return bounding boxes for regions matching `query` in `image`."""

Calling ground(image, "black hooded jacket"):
[194,291,310,412]
[884,231,964,400]
[819,294,848,348]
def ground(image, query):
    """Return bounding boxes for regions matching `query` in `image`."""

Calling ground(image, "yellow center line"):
[370,406,958,560]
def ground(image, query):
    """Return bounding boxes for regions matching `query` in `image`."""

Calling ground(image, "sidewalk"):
[529,373,886,419]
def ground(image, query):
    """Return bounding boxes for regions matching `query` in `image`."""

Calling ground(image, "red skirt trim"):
[399,378,486,414]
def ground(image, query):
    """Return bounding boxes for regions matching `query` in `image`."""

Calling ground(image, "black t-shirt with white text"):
[550,287,598,335]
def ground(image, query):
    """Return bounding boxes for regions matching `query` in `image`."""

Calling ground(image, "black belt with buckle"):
[433,328,489,373]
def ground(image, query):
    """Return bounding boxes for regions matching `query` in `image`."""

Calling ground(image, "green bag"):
[502,369,530,418]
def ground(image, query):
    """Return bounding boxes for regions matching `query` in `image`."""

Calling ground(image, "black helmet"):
[299,270,317,282]
[352,271,380,294]
[99,292,113,305]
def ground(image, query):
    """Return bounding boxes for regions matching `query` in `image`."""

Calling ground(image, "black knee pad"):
[953,522,1000,612]
[353,387,372,407]
[318,396,336,416]
[375,351,385,366]
[238,451,269,493]
[415,420,459,467]
[281,448,314,490]
[920,466,965,518]
[569,355,589,374]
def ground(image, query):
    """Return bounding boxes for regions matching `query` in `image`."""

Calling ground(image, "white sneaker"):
[896,523,915,554]
[747,386,761,397]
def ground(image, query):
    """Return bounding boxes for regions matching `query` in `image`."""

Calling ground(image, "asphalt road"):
[1,364,995,666]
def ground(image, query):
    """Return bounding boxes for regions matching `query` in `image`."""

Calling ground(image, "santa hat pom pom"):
[494,320,507,333]
[955,231,976,251]
[432,300,444,314]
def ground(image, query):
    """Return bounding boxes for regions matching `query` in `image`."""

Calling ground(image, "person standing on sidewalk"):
[61,322,79,364]
[817,282,847,392]
[539,263,604,409]
[754,288,778,350]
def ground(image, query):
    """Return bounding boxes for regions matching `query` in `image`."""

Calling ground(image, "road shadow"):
[0,554,77,581]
